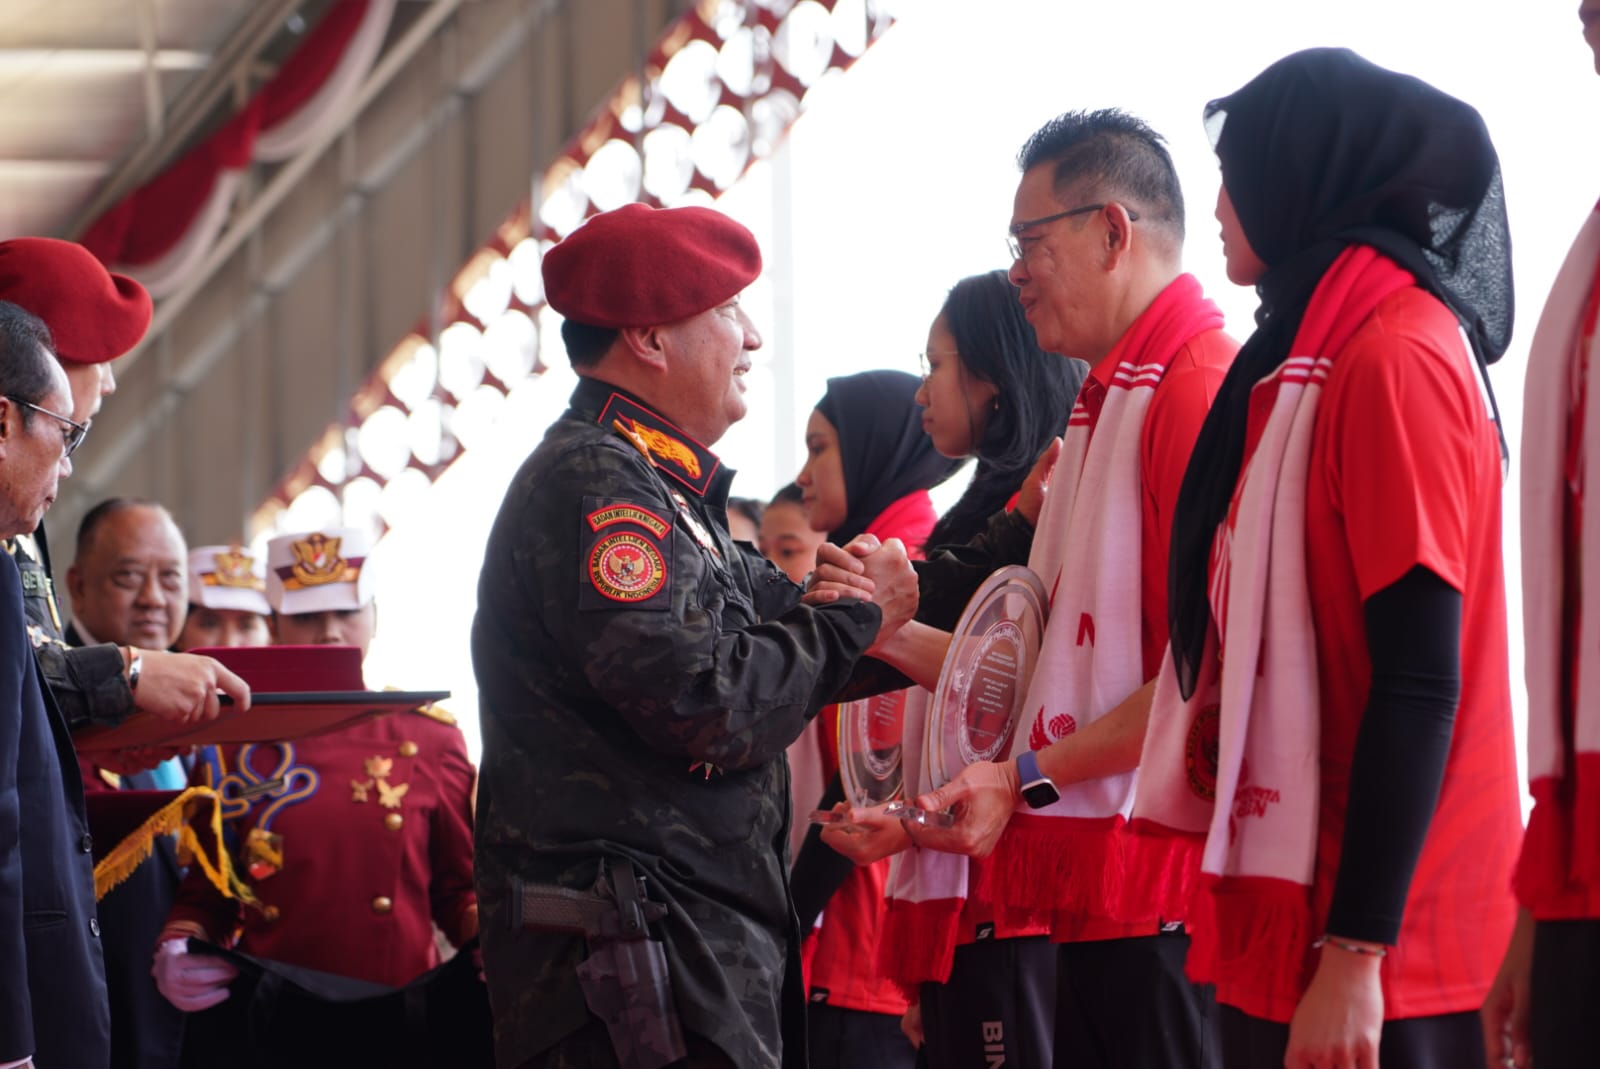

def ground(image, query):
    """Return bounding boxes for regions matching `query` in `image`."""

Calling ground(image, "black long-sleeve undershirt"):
[1325,565,1462,945]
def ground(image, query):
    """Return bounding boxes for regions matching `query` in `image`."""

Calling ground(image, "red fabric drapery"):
[82,1,374,268]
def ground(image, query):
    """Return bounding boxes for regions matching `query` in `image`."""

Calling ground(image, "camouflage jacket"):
[4,527,133,730]
[471,377,881,1069]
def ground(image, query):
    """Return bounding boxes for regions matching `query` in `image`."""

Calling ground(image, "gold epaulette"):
[379,684,458,727]
[409,702,458,727]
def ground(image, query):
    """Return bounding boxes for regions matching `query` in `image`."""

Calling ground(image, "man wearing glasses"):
[0,239,247,1069]
[0,299,111,1069]
[829,111,1236,1069]
[0,239,248,736]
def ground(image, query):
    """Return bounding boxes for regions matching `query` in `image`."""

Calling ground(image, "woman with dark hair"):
[805,287,1084,1069]
[918,268,1087,549]
[790,368,957,1069]
[1131,48,1522,1069]
[797,369,958,553]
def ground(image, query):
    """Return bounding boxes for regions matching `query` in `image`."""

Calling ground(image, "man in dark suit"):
[0,299,110,1069]
[66,499,194,1069]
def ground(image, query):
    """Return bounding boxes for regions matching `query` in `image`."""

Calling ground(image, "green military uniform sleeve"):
[5,533,134,730]
[36,643,133,731]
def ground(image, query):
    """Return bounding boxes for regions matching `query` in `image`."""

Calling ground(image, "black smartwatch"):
[1016,749,1060,809]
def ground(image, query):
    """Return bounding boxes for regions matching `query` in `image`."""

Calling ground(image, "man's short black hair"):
[1018,109,1185,245]
[75,497,164,562]
[767,483,804,508]
[560,319,620,369]
[0,301,58,419]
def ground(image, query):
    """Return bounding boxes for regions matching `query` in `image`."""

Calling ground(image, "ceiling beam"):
[0,49,211,73]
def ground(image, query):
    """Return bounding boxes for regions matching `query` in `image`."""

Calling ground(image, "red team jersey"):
[1278,286,1521,1021]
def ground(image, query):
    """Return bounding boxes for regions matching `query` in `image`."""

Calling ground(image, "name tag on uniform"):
[20,569,51,598]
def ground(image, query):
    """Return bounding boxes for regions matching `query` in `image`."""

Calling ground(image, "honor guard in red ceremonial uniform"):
[156,527,483,1066]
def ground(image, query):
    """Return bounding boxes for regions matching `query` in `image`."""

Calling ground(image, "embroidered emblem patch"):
[589,532,667,602]
[586,503,670,539]
[623,418,702,479]
[1185,704,1221,801]
[280,532,363,590]
[207,547,264,590]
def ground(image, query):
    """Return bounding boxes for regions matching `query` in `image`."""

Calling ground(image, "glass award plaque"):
[836,689,909,807]
[925,565,1048,789]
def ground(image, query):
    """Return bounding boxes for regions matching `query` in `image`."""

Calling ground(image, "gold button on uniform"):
[398,741,418,757]
[385,812,404,831]
[262,905,281,923]
[371,896,393,915]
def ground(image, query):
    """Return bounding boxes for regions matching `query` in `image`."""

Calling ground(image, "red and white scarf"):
[1132,247,1413,1014]
[1518,202,1600,918]
[979,275,1224,930]
[879,687,978,988]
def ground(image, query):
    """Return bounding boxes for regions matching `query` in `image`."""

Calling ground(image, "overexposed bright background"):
[363,0,1600,790]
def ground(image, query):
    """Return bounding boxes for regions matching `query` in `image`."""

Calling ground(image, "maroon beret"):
[542,203,761,329]
[0,238,152,365]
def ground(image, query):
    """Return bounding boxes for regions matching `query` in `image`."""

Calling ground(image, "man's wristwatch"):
[125,648,142,693]
[1016,748,1060,809]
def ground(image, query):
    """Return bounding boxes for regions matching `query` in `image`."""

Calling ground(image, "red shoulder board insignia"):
[596,392,720,497]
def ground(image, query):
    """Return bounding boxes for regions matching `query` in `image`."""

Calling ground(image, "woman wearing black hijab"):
[798,369,961,551]
[789,369,958,1069]
[1133,48,1523,1069]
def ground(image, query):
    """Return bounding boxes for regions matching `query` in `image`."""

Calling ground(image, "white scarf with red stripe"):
[1518,204,1600,915]
[1132,247,1415,1009]
[978,275,1223,929]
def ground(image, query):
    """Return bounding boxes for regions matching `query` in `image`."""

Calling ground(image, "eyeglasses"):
[917,350,962,381]
[8,396,90,457]
[1007,202,1141,261]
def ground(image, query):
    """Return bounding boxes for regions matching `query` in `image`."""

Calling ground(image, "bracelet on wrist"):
[1312,934,1387,958]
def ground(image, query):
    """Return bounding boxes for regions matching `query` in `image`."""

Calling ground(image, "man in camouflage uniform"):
[472,203,919,1069]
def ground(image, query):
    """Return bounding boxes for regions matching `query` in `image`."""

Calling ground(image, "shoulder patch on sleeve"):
[585,502,671,539]
[579,497,674,611]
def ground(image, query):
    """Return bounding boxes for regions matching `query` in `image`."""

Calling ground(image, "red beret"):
[542,203,761,329]
[0,238,152,365]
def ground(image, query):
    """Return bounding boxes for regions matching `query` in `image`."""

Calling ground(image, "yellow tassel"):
[93,786,260,907]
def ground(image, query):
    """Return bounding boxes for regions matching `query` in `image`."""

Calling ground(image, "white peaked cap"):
[186,545,272,615]
[265,527,376,615]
